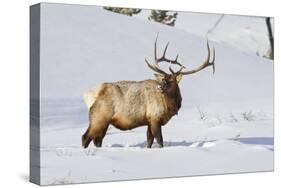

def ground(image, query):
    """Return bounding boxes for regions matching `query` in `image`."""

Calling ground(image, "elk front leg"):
[93,137,103,147]
[151,124,163,148]
[146,126,154,148]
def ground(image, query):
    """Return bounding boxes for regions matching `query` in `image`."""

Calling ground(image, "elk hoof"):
[82,134,91,148]
[93,138,102,148]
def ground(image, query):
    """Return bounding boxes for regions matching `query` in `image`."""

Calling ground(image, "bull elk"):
[82,35,215,148]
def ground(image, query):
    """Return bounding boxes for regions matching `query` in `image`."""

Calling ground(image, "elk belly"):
[110,114,146,130]
[110,104,147,130]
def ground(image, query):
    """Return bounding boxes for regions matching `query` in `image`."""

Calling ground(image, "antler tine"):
[175,54,179,61]
[211,48,215,73]
[154,33,159,67]
[145,58,168,75]
[173,54,186,68]
[176,66,184,74]
[203,41,215,74]
[169,65,184,75]
[159,47,186,68]
[161,42,170,60]
[153,34,186,69]
[179,40,215,75]
[156,40,170,64]
[205,41,211,64]
[169,66,175,74]
[147,33,195,75]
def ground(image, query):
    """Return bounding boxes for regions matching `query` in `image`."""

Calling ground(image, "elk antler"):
[179,41,215,75]
[169,66,184,75]
[145,59,168,75]
[153,34,185,68]
[145,34,185,75]
[145,35,215,76]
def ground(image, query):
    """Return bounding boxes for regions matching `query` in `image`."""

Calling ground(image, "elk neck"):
[163,83,182,115]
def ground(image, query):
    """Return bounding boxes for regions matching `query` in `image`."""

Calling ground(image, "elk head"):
[145,34,215,93]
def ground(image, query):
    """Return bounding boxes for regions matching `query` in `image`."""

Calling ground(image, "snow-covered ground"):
[34,3,273,185]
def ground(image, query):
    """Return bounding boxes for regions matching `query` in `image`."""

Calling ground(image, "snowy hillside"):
[177,13,272,57]
[135,9,272,57]
[35,3,273,185]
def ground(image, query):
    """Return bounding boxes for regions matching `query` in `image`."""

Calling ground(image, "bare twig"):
[206,14,225,38]
[197,106,207,120]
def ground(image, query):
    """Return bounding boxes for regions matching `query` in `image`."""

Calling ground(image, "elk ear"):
[176,74,183,83]
[154,74,165,81]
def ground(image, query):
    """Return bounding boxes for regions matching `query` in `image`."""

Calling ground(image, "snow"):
[136,9,272,57]
[176,13,271,56]
[34,3,273,185]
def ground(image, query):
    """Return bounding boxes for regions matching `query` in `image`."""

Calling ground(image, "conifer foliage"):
[103,7,141,16]
[148,10,178,26]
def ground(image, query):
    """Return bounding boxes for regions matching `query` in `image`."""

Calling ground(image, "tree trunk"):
[266,17,274,59]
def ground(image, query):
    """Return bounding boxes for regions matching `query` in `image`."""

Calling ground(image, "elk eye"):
[159,80,168,89]
[161,80,170,86]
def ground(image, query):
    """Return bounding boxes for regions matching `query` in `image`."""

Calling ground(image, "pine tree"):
[148,10,178,26]
[103,7,141,16]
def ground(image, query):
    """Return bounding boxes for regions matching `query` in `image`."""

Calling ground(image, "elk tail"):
[83,84,103,110]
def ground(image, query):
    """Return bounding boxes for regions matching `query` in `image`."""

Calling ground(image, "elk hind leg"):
[82,117,110,148]
[82,128,92,148]
[93,125,109,147]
